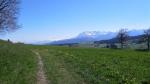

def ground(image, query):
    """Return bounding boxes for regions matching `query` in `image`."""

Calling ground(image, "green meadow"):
[37,46,150,84]
[0,41,37,84]
[0,41,150,84]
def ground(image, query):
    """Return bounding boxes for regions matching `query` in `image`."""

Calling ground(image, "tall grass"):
[0,41,37,84]
[1,40,149,84]
[37,48,85,84]
[40,46,150,84]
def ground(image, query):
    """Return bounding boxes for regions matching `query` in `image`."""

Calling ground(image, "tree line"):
[117,28,150,51]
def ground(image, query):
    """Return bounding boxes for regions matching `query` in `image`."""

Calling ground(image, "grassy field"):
[0,40,37,84]
[37,46,150,84]
[0,40,150,84]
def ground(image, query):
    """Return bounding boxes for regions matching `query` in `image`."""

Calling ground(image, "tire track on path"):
[33,51,49,84]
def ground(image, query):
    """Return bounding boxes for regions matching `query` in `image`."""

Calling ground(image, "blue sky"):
[0,0,150,43]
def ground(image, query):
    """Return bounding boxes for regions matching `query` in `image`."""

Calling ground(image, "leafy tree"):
[142,28,150,50]
[0,0,20,33]
[117,29,129,49]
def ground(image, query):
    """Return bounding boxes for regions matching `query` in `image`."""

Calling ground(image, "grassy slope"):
[0,41,37,84]
[38,46,150,84]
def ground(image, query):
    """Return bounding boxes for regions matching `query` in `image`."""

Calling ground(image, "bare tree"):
[117,29,129,49]
[142,28,150,50]
[0,0,20,33]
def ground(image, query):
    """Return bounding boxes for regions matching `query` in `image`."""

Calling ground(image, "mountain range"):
[46,29,144,45]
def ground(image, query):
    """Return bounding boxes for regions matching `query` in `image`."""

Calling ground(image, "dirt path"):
[34,51,48,84]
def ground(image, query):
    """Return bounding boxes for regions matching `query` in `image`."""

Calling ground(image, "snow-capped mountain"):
[77,31,117,40]
[48,29,144,45]
[78,31,108,38]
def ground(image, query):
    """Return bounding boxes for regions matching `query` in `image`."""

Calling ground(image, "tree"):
[117,29,129,49]
[143,28,150,50]
[0,0,20,33]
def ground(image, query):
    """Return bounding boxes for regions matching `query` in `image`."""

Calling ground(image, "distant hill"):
[31,40,52,45]
[48,29,144,45]
[49,31,117,45]
[94,35,143,44]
